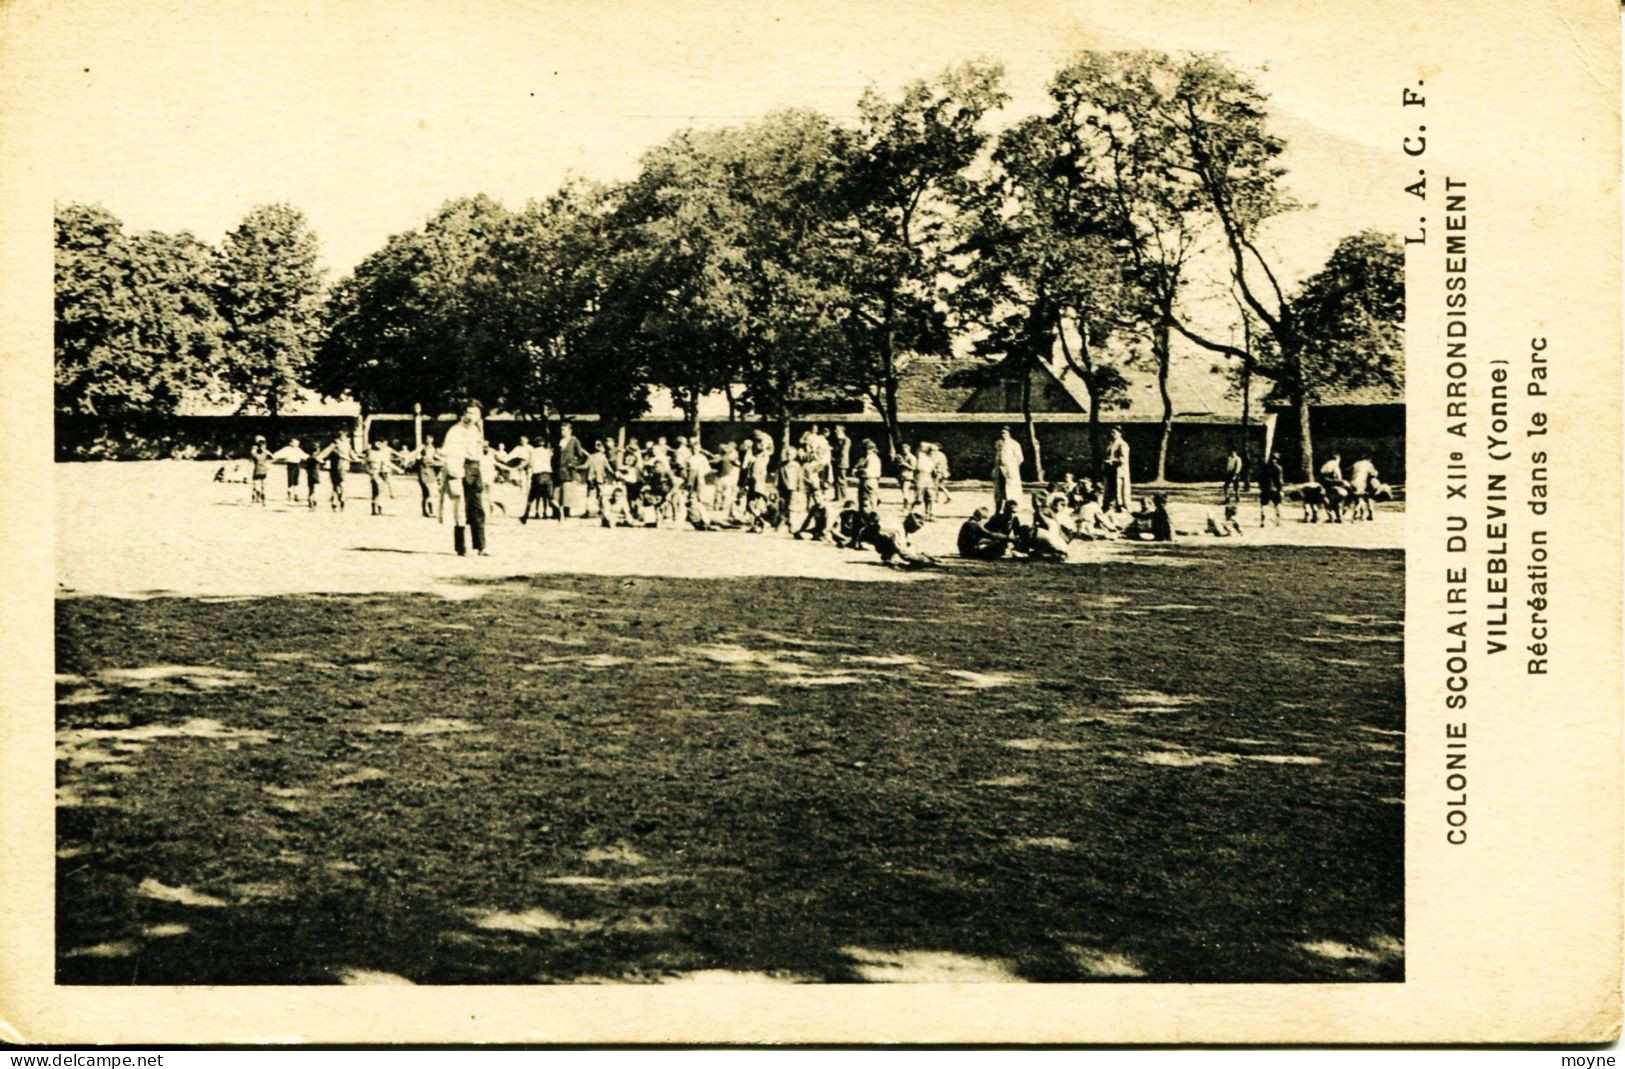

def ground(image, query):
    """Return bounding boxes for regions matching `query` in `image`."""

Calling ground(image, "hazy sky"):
[12,0,1409,292]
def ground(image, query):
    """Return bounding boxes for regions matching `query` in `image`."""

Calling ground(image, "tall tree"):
[1254,230,1404,411]
[827,61,1008,458]
[1048,51,1212,484]
[213,203,324,417]
[311,231,431,415]
[681,110,854,448]
[315,196,519,417]
[412,194,525,411]
[1121,54,1322,477]
[610,131,751,445]
[55,204,226,417]
[955,111,1134,481]
[477,183,648,432]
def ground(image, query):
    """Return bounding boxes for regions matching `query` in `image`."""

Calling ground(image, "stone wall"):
[59,412,1287,485]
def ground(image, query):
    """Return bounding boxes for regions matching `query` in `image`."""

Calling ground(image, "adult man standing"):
[831,425,851,489]
[1222,448,1243,503]
[440,402,487,556]
[1104,426,1131,511]
[553,421,588,519]
[856,439,882,513]
[991,427,1024,512]
[1257,450,1285,527]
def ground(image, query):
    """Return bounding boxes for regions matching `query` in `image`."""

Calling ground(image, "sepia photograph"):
[45,0,1406,989]
[5,0,1618,1048]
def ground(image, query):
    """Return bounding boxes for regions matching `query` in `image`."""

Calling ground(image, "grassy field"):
[56,544,1403,985]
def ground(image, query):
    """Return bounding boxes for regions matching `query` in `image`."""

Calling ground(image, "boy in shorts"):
[249,436,271,505]
[1257,451,1285,527]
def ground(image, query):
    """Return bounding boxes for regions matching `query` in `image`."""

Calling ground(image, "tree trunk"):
[1057,312,1103,479]
[683,390,702,452]
[880,363,902,464]
[1020,363,1044,485]
[1079,334,1103,480]
[880,295,901,464]
[1087,391,1102,482]
[1292,389,1315,482]
[1154,318,1173,484]
[1238,311,1253,453]
[1240,358,1252,451]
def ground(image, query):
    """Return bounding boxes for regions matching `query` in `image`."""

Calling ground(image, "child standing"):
[248,436,272,505]
[365,441,389,515]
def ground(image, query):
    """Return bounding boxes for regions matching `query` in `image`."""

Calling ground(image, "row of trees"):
[55,51,1403,480]
[313,64,1010,459]
[55,203,324,418]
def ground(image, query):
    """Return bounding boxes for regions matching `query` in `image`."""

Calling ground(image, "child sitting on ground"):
[746,488,781,533]
[1069,489,1117,540]
[870,512,940,569]
[794,485,830,541]
[1206,503,1245,537]
[686,492,716,531]
[599,483,635,528]
[831,500,864,548]
[1122,495,1174,542]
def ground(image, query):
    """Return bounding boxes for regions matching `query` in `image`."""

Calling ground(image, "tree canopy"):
[55,204,226,417]
[213,203,324,416]
[57,49,1404,476]
[1260,229,1404,402]
[825,60,1009,453]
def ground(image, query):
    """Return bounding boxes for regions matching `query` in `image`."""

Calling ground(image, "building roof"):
[892,356,994,412]
[892,349,1272,423]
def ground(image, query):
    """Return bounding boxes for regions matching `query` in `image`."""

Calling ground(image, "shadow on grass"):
[56,545,1404,985]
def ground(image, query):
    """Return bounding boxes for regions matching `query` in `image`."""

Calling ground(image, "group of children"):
[231,433,553,520]
[1223,447,1389,526]
[573,428,955,539]
[951,482,1246,566]
[227,422,1390,570]
[233,435,411,515]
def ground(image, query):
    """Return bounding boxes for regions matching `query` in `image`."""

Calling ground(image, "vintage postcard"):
[0,0,1618,1046]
